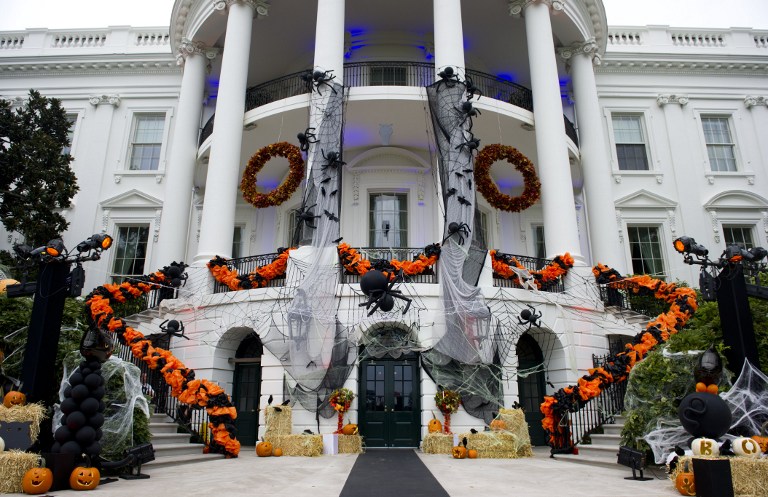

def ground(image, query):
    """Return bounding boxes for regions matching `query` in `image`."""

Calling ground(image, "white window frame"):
[625,224,667,279]
[610,113,651,172]
[109,223,152,283]
[692,109,748,179]
[117,107,173,177]
[367,190,409,248]
[604,107,658,180]
[699,114,739,172]
[62,110,84,157]
[722,225,755,250]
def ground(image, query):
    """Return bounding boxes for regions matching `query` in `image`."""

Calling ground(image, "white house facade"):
[1,0,766,448]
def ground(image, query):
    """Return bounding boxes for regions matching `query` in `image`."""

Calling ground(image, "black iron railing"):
[492,252,566,293]
[344,61,435,88]
[564,116,579,146]
[743,263,768,300]
[114,338,212,445]
[341,247,438,284]
[212,252,287,294]
[111,276,178,313]
[464,68,533,112]
[598,283,667,317]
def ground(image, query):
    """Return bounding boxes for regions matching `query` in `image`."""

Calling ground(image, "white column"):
[313,0,345,83]
[518,1,582,261]
[155,41,214,267]
[564,43,626,272]
[195,1,255,262]
[433,0,465,76]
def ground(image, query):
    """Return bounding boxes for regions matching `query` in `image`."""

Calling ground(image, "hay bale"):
[263,405,292,436]
[338,434,363,454]
[264,434,323,457]
[670,456,768,497]
[497,408,532,446]
[421,433,454,454]
[459,432,534,459]
[0,450,40,493]
[0,404,46,443]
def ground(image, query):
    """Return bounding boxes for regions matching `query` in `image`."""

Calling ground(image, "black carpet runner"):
[339,449,450,497]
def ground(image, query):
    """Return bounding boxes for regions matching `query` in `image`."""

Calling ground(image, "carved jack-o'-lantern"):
[428,417,442,434]
[732,437,761,458]
[22,467,53,495]
[69,465,100,491]
[675,460,696,496]
[256,441,273,457]
[3,390,26,408]
[452,445,467,459]
[691,437,720,456]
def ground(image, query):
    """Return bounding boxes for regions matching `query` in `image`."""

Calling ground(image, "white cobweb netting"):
[644,357,768,463]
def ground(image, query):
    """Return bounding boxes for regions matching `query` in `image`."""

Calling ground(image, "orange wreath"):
[475,144,541,212]
[241,142,304,208]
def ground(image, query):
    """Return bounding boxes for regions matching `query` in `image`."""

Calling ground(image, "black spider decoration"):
[455,136,481,155]
[308,69,337,95]
[321,149,346,171]
[292,203,321,234]
[456,101,481,127]
[297,127,318,152]
[443,221,471,246]
[436,66,460,90]
[159,319,190,340]
[518,305,542,331]
[358,269,412,316]
[464,76,482,100]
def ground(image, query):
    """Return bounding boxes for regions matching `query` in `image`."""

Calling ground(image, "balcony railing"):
[212,252,287,294]
[198,61,579,146]
[597,283,667,317]
[492,253,566,293]
[340,247,439,285]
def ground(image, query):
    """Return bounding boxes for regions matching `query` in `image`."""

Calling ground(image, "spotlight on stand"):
[673,236,708,257]
[44,238,66,258]
[748,246,767,263]
[617,446,652,481]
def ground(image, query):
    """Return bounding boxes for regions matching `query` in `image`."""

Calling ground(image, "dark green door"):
[232,333,263,446]
[517,334,548,446]
[359,357,421,447]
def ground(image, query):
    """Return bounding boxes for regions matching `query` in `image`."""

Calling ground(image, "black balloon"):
[63,386,72,398]
[678,392,732,438]
[91,386,105,400]
[84,373,103,389]
[81,368,92,375]
[51,442,61,453]
[66,411,86,431]
[69,372,84,386]
[84,441,101,456]
[54,426,72,443]
[80,397,100,416]
[88,412,105,429]
[71,384,90,401]
[60,440,82,454]
[60,398,78,415]
[75,426,97,446]
[694,348,723,385]
[360,270,388,296]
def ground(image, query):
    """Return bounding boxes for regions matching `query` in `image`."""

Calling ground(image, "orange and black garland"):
[337,242,441,277]
[490,250,574,290]
[240,142,305,208]
[84,263,240,458]
[207,248,291,290]
[475,144,541,212]
[539,264,698,448]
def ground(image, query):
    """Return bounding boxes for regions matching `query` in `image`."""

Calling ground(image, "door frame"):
[516,333,548,446]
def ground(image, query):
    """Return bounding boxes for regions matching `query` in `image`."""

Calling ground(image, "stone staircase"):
[553,415,626,470]
[142,412,224,471]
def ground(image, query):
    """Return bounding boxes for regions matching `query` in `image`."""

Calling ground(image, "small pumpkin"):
[675,460,696,496]
[489,418,507,431]
[428,413,442,434]
[452,446,467,459]
[691,437,719,456]
[273,447,283,457]
[3,390,26,408]
[69,464,100,491]
[706,384,719,395]
[342,423,358,435]
[467,449,478,459]
[732,436,761,458]
[751,420,768,454]
[256,440,273,457]
[695,382,707,393]
[22,467,53,495]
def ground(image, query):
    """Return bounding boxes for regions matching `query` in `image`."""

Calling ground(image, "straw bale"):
[670,456,768,497]
[421,433,455,454]
[0,450,39,493]
[497,408,532,444]
[264,434,323,457]
[338,434,363,454]
[0,403,46,442]
[458,431,533,459]
[263,405,292,436]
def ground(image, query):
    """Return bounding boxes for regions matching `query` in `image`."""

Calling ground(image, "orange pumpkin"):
[695,382,707,393]
[22,467,53,495]
[256,441,273,457]
[675,460,696,496]
[452,446,467,459]
[69,465,100,491]
[467,449,478,459]
[490,418,507,431]
[3,390,26,408]
[752,420,768,454]
[342,423,358,435]
[706,384,719,395]
[273,447,283,457]
[428,417,442,434]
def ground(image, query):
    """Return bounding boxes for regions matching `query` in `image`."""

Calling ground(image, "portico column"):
[195,0,257,262]
[433,0,466,76]
[510,0,582,261]
[313,0,345,82]
[561,41,626,272]
[155,41,216,267]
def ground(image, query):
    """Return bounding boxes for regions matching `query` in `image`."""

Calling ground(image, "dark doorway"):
[358,354,421,448]
[516,333,548,446]
[232,333,262,446]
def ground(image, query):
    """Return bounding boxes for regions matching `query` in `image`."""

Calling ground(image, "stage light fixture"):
[724,244,746,262]
[673,236,708,256]
[748,247,767,262]
[44,238,65,258]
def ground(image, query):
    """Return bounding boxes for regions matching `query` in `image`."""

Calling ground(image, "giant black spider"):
[443,221,471,246]
[321,149,346,171]
[456,100,481,127]
[455,136,481,155]
[464,76,483,101]
[435,66,460,91]
[517,305,542,331]
[310,69,338,95]
[292,203,321,232]
[358,269,412,316]
[297,127,318,152]
[159,319,190,340]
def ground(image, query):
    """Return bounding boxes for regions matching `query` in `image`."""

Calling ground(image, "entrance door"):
[359,357,421,447]
[232,333,263,446]
[516,334,548,446]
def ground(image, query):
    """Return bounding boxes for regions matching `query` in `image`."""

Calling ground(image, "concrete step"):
[152,442,207,458]
[554,453,624,471]
[588,433,622,447]
[143,453,225,471]
[151,432,193,445]
[150,413,173,423]
[577,444,620,458]
[602,424,624,435]
[149,422,180,434]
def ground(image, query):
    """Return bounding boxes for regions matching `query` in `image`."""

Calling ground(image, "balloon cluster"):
[51,358,106,457]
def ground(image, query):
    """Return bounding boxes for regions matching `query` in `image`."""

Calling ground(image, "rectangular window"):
[369,193,407,247]
[370,66,407,86]
[627,226,665,277]
[129,113,165,171]
[612,114,649,171]
[112,225,150,282]
[287,210,314,247]
[701,116,736,171]
[62,114,77,156]
[723,226,754,250]
[232,226,244,259]
[533,225,546,267]
[472,210,488,247]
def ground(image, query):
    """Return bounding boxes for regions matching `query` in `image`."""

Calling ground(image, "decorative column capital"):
[176,38,220,66]
[213,0,270,19]
[656,94,689,107]
[508,0,564,17]
[89,94,121,107]
[745,95,767,108]
[558,38,601,66]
